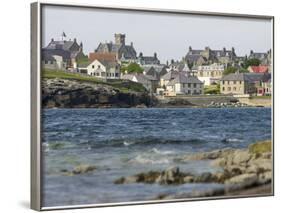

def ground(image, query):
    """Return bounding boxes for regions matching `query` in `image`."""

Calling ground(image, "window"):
[233,81,236,84]
[193,83,196,88]
[222,81,225,85]
[233,87,236,91]
[92,65,95,69]
[98,65,101,69]
[116,73,119,77]
[222,87,225,91]
[188,83,191,88]
[227,87,231,91]
[240,81,242,84]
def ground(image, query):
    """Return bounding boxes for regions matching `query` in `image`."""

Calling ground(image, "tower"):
[114,33,125,45]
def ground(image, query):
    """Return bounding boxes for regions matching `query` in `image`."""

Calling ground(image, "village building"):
[137,52,160,65]
[262,78,271,96]
[95,34,137,62]
[42,32,85,68]
[122,73,158,93]
[220,73,271,95]
[160,70,180,87]
[247,65,269,73]
[169,61,191,72]
[165,72,204,96]
[141,64,168,80]
[248,49,271,66]
[88,52,117,62]
[77,59,121,79]
[184,46,237,66]
[41,51,68,70]
[195,63,225,85]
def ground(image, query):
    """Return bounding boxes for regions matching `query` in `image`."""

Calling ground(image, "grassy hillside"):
[42,69,147,93]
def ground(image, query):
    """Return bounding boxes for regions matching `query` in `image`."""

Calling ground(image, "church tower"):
[114,33,125,45]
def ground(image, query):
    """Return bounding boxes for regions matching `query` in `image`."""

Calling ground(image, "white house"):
[78,59,121,79]
[195,63,225,85]
[166,72,204,95]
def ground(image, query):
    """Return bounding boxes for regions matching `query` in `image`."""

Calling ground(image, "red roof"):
[89,52,117,63]
[249,65,268,73]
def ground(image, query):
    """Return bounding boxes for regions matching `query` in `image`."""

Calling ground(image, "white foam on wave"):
[128,154,170,165]
[151,148,174,155]
[123,141,134,146]
[227,138,243,142]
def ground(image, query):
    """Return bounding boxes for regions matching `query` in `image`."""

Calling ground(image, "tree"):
[243,58,261,69]
[122,63,143,74]
[223,66,238,75]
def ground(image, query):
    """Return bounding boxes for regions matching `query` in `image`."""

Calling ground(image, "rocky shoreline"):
[42,78,156,108]
[42,78,270,109]
[114,140,272,199]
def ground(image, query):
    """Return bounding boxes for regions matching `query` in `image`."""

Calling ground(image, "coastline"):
[113,140,272,200]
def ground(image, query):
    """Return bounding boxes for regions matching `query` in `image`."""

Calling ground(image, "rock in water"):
[72,165,96,175]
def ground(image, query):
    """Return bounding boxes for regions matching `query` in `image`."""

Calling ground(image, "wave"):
[151,148,174,155]
[221,138,243,143]
[127,154,171,165]
[86,137,208,149]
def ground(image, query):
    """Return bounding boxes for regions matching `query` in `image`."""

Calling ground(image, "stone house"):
[41,51,68,70]
[43,33,85,68]
[78,59,121,79]
[248,49,271,66]
[137,52,160,65]
[95,34,137,62]
[220,73,271,95]
[184,46,237,66]
[195,63,225,85]
[160,70,180,87]
[166,72,204,95]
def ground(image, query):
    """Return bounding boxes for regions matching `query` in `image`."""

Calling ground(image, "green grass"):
[250,95,272,99]
[42,69,147,93]
[204,84,220,94]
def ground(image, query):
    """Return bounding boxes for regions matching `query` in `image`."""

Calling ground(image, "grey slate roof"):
[221,73,270,82]
[45,40,75,51]
[167,72,203,86]
[122,74,155,84]
[161,70,180,80]
[42,48,71,61]
[95,42,137,60]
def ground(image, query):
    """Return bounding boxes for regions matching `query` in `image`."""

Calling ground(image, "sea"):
[41,107,272,207]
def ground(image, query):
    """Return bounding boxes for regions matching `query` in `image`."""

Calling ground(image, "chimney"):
[154,52,157,59]
[250,50,254,54]
[51,38,54,42]
[189,46,192,51]
[223,47,226,52]
[131,42,133,47]
[231,47,235,53]
[139,52,143,58]
[74,38,77,43]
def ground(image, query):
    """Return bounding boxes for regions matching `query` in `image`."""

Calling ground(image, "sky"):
[42,5,272,63]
